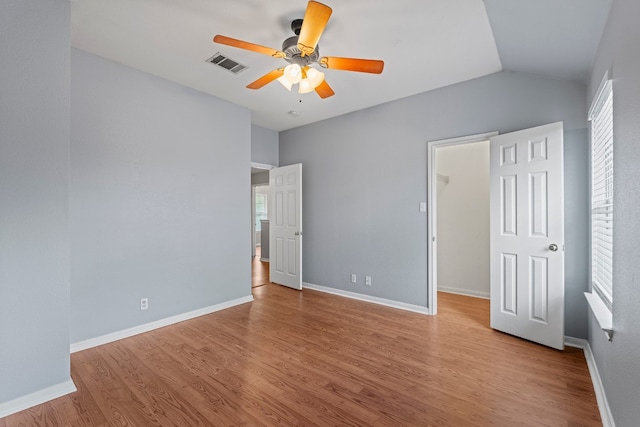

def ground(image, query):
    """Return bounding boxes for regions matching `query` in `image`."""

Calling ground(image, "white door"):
[490,122,565,350]
[269,164,302,290]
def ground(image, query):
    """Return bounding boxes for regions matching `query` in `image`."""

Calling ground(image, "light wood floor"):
[1,286,601,426]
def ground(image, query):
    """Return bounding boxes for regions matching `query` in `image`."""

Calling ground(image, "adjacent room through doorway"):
[252,184,270,288]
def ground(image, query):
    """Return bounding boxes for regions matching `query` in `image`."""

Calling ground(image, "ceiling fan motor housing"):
[282,19,320,67]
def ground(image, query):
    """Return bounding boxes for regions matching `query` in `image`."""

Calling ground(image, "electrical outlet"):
[350,274,357,283]
[365,276,372,286]
[140,298,149,311]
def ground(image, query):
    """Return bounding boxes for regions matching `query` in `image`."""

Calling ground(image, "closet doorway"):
[428,124,566,350]
[427,132,496,314]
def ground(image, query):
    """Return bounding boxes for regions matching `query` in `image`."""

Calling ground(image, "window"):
[589,75,614,311]
[255,193,268,231]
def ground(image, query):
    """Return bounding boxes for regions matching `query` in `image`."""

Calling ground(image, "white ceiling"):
[70,0,611,132]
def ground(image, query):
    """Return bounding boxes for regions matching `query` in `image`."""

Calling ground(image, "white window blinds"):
[589,78,613,309]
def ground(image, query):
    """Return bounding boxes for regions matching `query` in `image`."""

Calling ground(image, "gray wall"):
[280,70,590,338]
[251,124,279,166]
[587,0,640,424]
[0,0,72,404]
[70,50,251,343]
[251,124,277,185]
[563,128,590,340]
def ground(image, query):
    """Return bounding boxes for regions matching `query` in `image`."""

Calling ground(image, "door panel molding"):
[269,164,302,290]
[489,122,565,350]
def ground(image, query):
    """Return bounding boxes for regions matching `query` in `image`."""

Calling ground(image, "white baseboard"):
[0,378,76,418]
[260,257,269,262]
[70,295,254,353]
[564,336,615,427]
[438,287,490,299]
[302,282,430,315]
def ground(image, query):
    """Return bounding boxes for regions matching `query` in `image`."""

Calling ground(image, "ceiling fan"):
[213,0,384,99]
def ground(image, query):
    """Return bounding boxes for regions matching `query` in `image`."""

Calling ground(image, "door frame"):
[426,131,498,315]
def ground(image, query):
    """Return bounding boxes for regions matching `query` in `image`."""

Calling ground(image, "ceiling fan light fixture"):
[298,78,315,94]
[283,63,302,84]
[277,75,293,91]
[306,67,325,88]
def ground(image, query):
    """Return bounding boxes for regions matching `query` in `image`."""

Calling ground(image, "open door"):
[269,164,302,290]
[490,122,565,350]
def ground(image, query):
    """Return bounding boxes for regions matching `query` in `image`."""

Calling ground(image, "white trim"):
[251,185,256,257]
[70,295,254,353]
[426,131,498,315]
[0,379,76,418]
[250,161,276,171]
[303,282,430,315]
[438,287,490,300]
[585,292,613,340]
[564,337,616,427]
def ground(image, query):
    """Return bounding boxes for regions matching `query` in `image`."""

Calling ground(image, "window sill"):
[585,292,613,341]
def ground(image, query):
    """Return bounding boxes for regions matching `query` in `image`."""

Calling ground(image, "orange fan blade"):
[247,68,285,90]
[319,57,384,74]
[314,80,335,99]
[297,1,332,57]
[213,35,285,58]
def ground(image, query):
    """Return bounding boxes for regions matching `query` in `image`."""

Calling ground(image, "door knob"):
[549,243,558,252]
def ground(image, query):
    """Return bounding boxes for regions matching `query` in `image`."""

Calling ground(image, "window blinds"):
[590,81,613,308]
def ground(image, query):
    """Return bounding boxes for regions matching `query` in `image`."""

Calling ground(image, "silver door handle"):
[294,231,303,236]
[549,243,558,252]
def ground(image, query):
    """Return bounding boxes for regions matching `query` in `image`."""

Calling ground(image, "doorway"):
[252,186,270,287]
[427,132,497,315]
[249,163,303,290]
[251,162,275,288]
[428,124,566,350]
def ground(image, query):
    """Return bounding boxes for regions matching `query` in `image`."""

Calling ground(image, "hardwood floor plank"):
[65,374,109,426]
[72,349,160,426]
[1,287,601,426]
[103,342,213,426]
